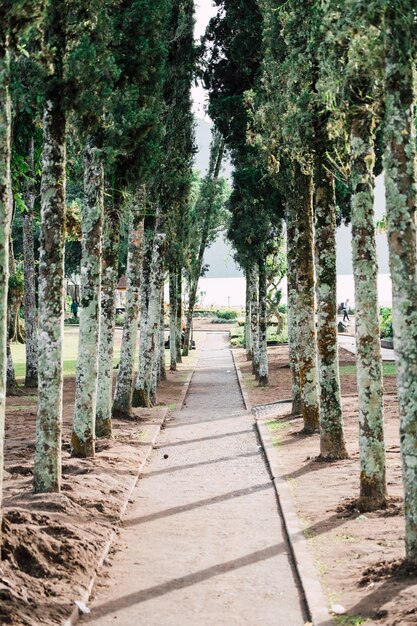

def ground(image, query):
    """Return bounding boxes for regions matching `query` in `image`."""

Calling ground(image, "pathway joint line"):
[232,349,333,626]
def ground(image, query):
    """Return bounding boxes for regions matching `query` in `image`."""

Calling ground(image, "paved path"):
[85,333,306,625]
[338,334,395,361]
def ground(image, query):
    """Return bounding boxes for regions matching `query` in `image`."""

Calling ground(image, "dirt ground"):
[235,345,417,626]
[0,346,201,626]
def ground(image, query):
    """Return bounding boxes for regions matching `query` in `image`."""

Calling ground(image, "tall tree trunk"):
[7,233,20,395]
[158,287,167,382]
[251,267,260,377]
[286,207,302,415]
[23,138,38,387]
[258,258,268,386]
[33,97,67,493]
[350,115,386,511]
[112,187,145,418]
[384,7,417,560]
[314,162,347,459]
[292,170,320,433]
[134,234,165,408]
[169,269,177,371]
[182,280,196,358]
[245,268,253,360]
[176,268,182,363]
[71,137,104,457]
[96,195,120,438]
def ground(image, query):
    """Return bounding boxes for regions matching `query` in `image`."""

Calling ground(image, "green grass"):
[334,616,367,626]
[266,419,287,432]
[340,363,396,377]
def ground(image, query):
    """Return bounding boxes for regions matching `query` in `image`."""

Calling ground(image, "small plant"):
[215,309,238,320]
[334,616,367,626]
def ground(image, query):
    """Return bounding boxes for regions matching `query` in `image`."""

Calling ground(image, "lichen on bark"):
[258,259,268,386]
[112,187,145,419]
[0,38,11,552]
[383,7,417,561]
[96,197,120,438]
[314,162,347,459]
[286,204,302,415]
[350,116,386,511]
[33,97,66,492]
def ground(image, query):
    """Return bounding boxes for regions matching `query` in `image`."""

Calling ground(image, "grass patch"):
[334,616,367,626]
[340,362,396,377]
[266,419,287,432]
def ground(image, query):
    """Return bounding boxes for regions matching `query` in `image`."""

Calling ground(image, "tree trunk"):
[96,196,120,438]
[169,269,177,371]
[175,268,182,363]
[112,187,145,418]
[158,287,167,382]
[245,268,253,360]
[258,259,268,386]
[7,231,22,393]
[182,281,196,357]
[0,38,11,554]
[286,206,302,415]
[314,162,347,459]
[23,138,38,387]
[33,97,67,493]
[292,170,320,433]
[350,115,386,511]
[383,9,417,560]
[134,234,165,408]
[71,137,104,457]
[251,267,260,377]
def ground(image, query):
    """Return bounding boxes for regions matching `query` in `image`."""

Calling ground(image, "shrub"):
[215,309,238,320]
[379,306,393,338]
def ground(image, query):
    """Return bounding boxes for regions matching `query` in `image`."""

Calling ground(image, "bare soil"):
[1,357,198,626]
[235,345,417,626]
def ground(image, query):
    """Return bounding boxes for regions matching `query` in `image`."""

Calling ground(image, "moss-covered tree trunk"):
[258,259,268,386]
[314,163,347,458]
[245,268,254,360]
[71,138,104,457]
[135,234,165,408]
[158,288,167,382]
[0,36,11,554]
[169,269,177,371]
[286,205,302,415]
[7,234,21,396]
[112,188,145,418]
[383,7,417,560]
[33,97,66,493]
[23,139,38,388]
[95,197,120,438]
[350,116,386,511]
[175,268,182,363]
[251,266,260,377]
[292,170,320,433]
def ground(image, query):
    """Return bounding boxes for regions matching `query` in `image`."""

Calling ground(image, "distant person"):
[71,299,79,320]
[342,298,350,322]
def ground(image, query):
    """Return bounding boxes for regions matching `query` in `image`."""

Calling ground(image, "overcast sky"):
[192,1,217,120]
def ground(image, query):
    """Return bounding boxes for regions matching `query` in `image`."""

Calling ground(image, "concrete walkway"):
[338,334,395,361]
[85,333,306,625]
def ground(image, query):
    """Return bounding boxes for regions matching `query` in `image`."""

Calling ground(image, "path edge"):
[231,348,333,626]
[63,357,198,626]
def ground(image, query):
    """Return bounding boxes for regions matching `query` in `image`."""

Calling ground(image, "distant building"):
[116,276,127,311]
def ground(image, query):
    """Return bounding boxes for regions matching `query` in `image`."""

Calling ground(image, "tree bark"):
[23,138,38,387]
[258,259,268,386]
[96,196,120,438]
[350,115,386,511]
[33,97,66,493]
[71,137,104,457]
[134,234,165,407]
[286,206,302,415]
[112,187,145,418]
[384,8,417,559]
[176,268,182,363]
[0,38,11,553]
[292,169,320,433]
[158,286,167,382]
[245,267,253,360]
[169,269,177,371]
[251,267,260,377]
[314,162,347,459]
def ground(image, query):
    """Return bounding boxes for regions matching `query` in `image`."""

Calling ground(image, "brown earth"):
[0,340,203,626]
[235,345,417,626]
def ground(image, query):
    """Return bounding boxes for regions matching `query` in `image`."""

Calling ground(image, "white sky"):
[192,0,218,120]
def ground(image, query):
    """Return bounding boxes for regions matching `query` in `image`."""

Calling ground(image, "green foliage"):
[379,306,393,339]
[215,309,237,320]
